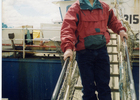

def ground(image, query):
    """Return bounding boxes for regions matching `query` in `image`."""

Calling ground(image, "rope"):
[57,52,79,100]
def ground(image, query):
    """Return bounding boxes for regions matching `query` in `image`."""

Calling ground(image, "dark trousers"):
[76,46,112,100]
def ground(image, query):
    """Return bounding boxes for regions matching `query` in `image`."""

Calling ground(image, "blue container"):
[2,58,62,100]
[132,62,139,100]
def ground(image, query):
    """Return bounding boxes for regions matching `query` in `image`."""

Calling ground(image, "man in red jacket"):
[61,0,128,100]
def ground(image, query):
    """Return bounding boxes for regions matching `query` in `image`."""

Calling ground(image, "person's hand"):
[119,30,128,41]
[64,49,73,61]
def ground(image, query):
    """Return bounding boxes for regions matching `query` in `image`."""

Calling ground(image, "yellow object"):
[33,30,40,39]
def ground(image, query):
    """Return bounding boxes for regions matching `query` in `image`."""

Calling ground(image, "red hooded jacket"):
[61,0,126,52]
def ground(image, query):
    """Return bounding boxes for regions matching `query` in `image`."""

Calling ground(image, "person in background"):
[60,0,128,100]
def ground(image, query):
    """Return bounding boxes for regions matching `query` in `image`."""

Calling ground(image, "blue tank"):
[2,58,62,100]
[132,62,139,100]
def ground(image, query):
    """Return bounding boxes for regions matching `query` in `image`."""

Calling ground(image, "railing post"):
[23,28,25,58]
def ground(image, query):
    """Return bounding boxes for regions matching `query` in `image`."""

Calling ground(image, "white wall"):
[104,0,140,31]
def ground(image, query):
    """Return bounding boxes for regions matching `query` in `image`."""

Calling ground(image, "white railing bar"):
[2,28,61,31]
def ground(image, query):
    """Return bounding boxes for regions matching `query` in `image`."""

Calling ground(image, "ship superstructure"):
[2,0,139,100]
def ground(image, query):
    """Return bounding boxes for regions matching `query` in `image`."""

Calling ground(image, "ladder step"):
[110,33,116,34]
[108,52,118,55]
[106,44,117,47]
[75,85,83,90]
[75,85,119,92]
[110,74,119,77]
[132,53,139,58]
[110,61,119,64]
[107,29,117,34]
[111,89,119,92]
[131,60,139,63]
[110,38,117,40]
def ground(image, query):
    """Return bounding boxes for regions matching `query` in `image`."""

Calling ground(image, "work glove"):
[64,49,73,61]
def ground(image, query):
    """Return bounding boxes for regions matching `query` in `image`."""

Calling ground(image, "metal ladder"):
[72,31,120,100]
[51,31,122,100]
[72,31,137,100]
[51,31,136,100]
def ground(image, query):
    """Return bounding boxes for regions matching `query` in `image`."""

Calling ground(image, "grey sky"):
[2,0,61,28]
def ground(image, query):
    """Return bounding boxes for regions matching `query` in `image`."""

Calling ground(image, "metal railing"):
[51,58,70,100]
[114,0,137,99]
[2,28,61,58]
[124,38,136,100]
[51,53,79,100]
[118,38,137,100]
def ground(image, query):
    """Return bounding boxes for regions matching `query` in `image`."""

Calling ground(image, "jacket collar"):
[79,0,103,10]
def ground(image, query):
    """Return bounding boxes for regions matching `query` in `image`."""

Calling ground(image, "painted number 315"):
[124,14,139,24]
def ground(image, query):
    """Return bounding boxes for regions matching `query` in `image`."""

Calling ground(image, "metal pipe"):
[59,7,63,21]
[124,38,137,100]
[64,85,69,100]
[51,58,70,100]
[8,33,16,57]
[2,28,61,31]
[11,40,16,57]
[2,38,51,41]
[23,29,25,58]
[2,44,59,48]
[71,62,77,80]
[2,49,57,53]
